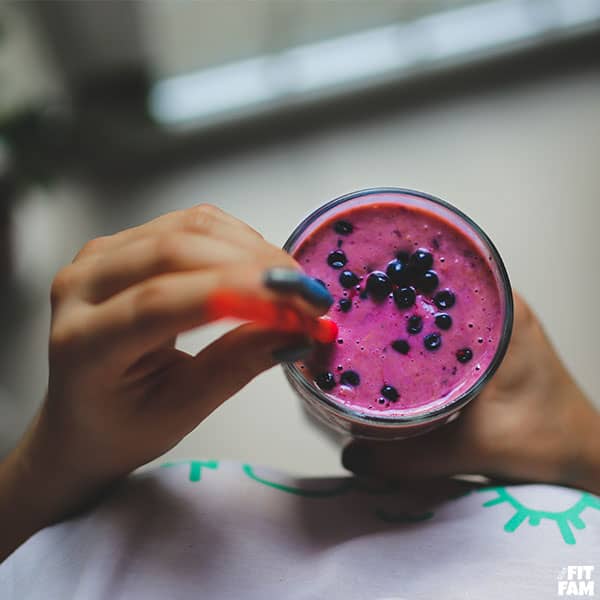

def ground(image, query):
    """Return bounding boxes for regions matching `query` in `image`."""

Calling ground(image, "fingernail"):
[272,341,314,363]
[300,277,334,309]
[342,444,373,475]
[263,268,333,309]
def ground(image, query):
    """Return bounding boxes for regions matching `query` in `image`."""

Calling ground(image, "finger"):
[78,232,271,303]
[74,204,264,261]
[159,323,313,428]
[87,265,331,361]
[341,417,484,480]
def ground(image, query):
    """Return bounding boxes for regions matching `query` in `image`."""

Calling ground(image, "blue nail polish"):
[263,268,333,309]
[298,276,333,308]
[264,267,303,291]
[272,341,314,363]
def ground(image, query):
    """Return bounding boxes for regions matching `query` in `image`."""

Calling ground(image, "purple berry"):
[381,385,399,402]
[407,315,423,334]
[456,348,473,363]
[366,271,392,299]
[339,298,352,312]
[435,313,452,330]
[386,259,411,286]
[391,339,410,354]
[339,270,359,288]
[424,333,442,351]
[409,249,433,272]
[434,290,455,309]
[327,250,347,269]
[315,372,336,390]
[393,286,416,309]
[334,220,353,235]
[416,270,439,293]
[340,370,360,386]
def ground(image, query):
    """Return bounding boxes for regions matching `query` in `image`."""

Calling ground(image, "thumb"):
[167,323,312,425]
[342,417,482,480]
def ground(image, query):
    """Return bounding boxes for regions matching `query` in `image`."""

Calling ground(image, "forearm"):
[0,410,107,562]
[0,446,50,562]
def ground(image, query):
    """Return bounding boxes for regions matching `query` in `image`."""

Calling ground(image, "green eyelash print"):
[159,461,600,544]
[242,464,354,497]
[160,459,219,482]
[477,486,600,545]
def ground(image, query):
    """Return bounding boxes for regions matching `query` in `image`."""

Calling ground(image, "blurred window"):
[139,0,600,128]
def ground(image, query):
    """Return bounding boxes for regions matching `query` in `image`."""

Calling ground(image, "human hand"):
[342,294,600,494]
[1,204,332,558]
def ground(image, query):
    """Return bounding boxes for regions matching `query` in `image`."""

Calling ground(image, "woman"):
[1,204,598,598]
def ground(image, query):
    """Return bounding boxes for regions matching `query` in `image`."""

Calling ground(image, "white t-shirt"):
[2,460,599,599]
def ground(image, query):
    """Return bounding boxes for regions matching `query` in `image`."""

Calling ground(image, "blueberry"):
[396,251,410,263]
[386,259,411,286]
[409,249,433,272]
[315,279,327,289]
[334,220,353,235]
[391,339,410,354]
[381,385,399,402]
[434,290,456,309]
[434,313,452,330]
[315,372,336,390]
[456,348,473,363]
[339,298,352,312]
[416,270,439,293]
[340,370,360,386]
[393,286,416,309]
[407,315,423,334]
[366,271,392,299]
[424,333,442,351]
[377,397,386,405]
[327,250,347,269]
[339,270,359,288]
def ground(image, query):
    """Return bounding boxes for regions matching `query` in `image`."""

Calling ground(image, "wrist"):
[19,403,118,518]
[0,404,115,561]
[0,438,69,562]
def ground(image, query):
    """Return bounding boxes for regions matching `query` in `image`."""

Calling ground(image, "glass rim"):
[282,187,514,429]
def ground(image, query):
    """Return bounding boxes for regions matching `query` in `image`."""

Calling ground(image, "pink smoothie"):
[293,202,504,418]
